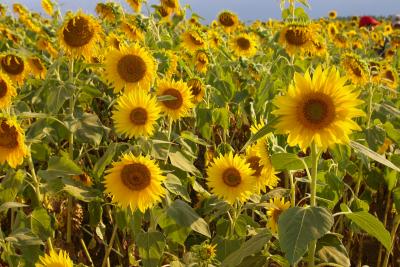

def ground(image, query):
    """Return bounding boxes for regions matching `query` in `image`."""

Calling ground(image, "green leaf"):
[350,141,400,172]
[241,118,276,152]
[365,126,386,152]
[88,201,103,228]
[6,228,44,246]
[0,170,25,204]
[46,84,73,113]
[157,212,191,245]
[341,206,391,250]
[0,202,28,213]
[221,229,271,267]
[271,153,310,171]
[66,113,107,146]
[167,199,211,238]
[93,143,118,179]
[38,155,82,181]
[278,206,334,264]
[180,131,209,146]
[215,237,243,262]
[135,231,166,267]
[168,151,199,175]
[316,233,350,267]
[393,187,400,213]
[213,108,230,130]
[164,174,190,202]
[30,208,53,240]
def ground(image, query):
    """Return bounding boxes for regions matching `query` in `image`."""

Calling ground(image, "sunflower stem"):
[27,148,42,204]
[102,224,118,267]
[288,171,296,207]
[382,214,400,267]
[80,237,94,267]
[67,58,74,244]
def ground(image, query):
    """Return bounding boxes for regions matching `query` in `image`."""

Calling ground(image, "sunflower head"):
[126,0,142,13]
[95,3,117,21]
[279,22,314,55]
[121,20,144,42]
[273,66,365,151]
[181,30,207,53]
[328,10,337,19]
[380,67,398,89]
[0,117,28,168]
[187,77,205,103]
[341,53,369,85]
[217,11,239,33]
[35,249,73,267]
[28,57,47,79]
[41,0,54,16]
[0,72,16,109]
[230,33,258,58]
[194,50,209,73]
[266,197,291,233]
[0,53,29,86]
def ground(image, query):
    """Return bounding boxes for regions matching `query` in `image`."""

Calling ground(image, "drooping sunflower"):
[341,53,369,85]
[104,153,166,212]
[328,10,337,19]
[112,90,161,138]
[266,197,291,233]
[126,0,142,13]
[217,11,239,33]
[156,79,194,121]
[58,11,103,59]
[120,20,144,42]
[181,30,207,53]
[0,117,28,168]
[41,0,54,16]
[279,23,314,55]
[95,3,116,21]
[187,77,205,104]
[0,54,29,86]
[155,5,172,21]
[380,67,398,89]
[229,33,258,58]
[28,57,46,79]
[104,44,156,93]
[35,250,73,267]
[273,66,365,151]
[207,152,256,204]
[194,50,209,73]
[0,72,16,109]
[161,0,180,13]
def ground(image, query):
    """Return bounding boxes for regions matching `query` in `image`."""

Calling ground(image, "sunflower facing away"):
[58,11,102,59]
[207,152,256,204]
[266,197,291,233]
[341,53,369,85]
[156,79,194,121]
[112,90,161,138]
[0,117,28,168]
[0,72,17,109]
[104,153,166,212]
[0,53,29,86]
[217,11,239,33]
[104,44,156,93]
[279,23,314,56]
[273,66,364,151]
[230,33,258,58]
[35,250,73,267]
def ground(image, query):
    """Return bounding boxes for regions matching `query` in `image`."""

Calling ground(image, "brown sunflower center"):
[197,53,207,64]
[63,16,95,47]
[219,12,235,27]
[120,163,151,191]
[385,70,395,82]
[162,88,183,110]
[117,55,147,83]
[298,93,335,129]
[329,27,336,35]
[271,208,283,223]
[159,6,170,17]
[222,167,241,187]
[236,37,251,50]
[31,58,44,71]
[285,28,309,46]
[246,156,263,177]
[0,121,19,149]
[189,33,204,46]
[130,107,148,125]
[0,79,7,98]
[350,63,363,77]
[163,0,177,8]
[188,79,202,96]
[1,55,24,75]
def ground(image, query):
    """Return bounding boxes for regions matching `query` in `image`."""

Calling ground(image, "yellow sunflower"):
[0,117,28,168]
[207,152,256,204]
[58,11,103,59]
[112,90,161,138]
[95,3,116,21]
[327,23,338,39]
[37,37,58,58]
[104,153,166,212]
[229,33,258,58]
[208,30,221,49]
[266,197,291,233]
[255,139,279,190]
[194,50,209,73]
[279,23,314,55]
[126,0,142,13]
[217,11,239,33]
[341,53,369,85]
[106,33,123,51]
[0,54,29,86]
[273,66,365,151]
[187,77,205,104]
[0,72,16,109]
[181,30,207,53]
[27,57,46,79]
[156,79,194,121]
[156,5,172,21]
[380,67,398,89]
[104,44,156,93]
[41,0,54,16]
[0,5,6,17]
[35,250,73,267]
[161,0,180,13]
[121,20,144,42]
[328,10,337,19]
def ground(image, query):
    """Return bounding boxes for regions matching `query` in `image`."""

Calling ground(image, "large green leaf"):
[316,233,350,267]
[271,153,310,170]
[0,202,28,213]
[92,143,118,179]
[37,155,82,181]
[168,151,199,175]
[30,208,53,240]
[0,170,25,204]
[214,237,243,262]
[164,173,190,202]
[278,206,334,264]
[135,231,166,267]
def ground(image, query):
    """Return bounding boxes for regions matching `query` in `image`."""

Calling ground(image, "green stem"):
[382,214,400,267]
[47,238,53,251]
[80,237,94,267]
[288,171,296,207]
[377,191,392,266]
[27,150,42,203]
[101,224,118,267]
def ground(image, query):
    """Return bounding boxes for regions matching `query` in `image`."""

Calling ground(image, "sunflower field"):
[1,0,400,266]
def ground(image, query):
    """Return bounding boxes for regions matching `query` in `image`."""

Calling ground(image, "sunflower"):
[208,30,221,49]
[37,37,58,58]
[112,90,161,138]
[95,3,116,21]
[217,11,239,33]
[41,0,54,16]
[121,21,144,42]
[341,53,369,85]
[229,33,257,58]
[187,77,205,104]
[327,23,338,39]
[206,152,256,204]
[104,153,166,212]
[279,23,314,55]
[0,54,29,86]
[273,66,364,151]
[194,50,209,73]
[156,5,172,21]
[0,72,16,109]
[0,5,6,17]
[58,11,102,59]
[126,0,142,13]
[266,197,291,233]
[104,44,156,93]
[161,0,180,13]
[106,33,123,51]
[310,37,327,57]
[156,79,194,121]
[0,117,28,168]
[181,30,207,53]
[328,10,337,19]
[28,57,47,79]
[255,139,279,189]
[380,67,398,89]
[333,34,348,48]
[13,4,27,17]
[35,250,73,267]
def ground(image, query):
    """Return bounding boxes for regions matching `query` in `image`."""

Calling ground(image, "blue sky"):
[2,0,398,22]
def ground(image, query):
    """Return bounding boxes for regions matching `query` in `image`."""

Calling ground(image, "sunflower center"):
[130,107,148,125]
[188,79,202,96]
[163,0,177,8]
[222,167,241,187]
[246,156,263,177]
[1,55,24,75]
[0,79,7,98]
[189,33,204,46]
[271,208,283,223]
[236,37,251,50]
[63,16,95,47]
[121,163,151,191]
[117,55,147,83]
[219,12,235,27]
[385,70,395,82]
[350,64,363,77]
[285,28,309,46]
[299,93,335,129]
[0,121,19,149]
[31,58,44,71]
[197,54,207,64]
[162,88,183,110]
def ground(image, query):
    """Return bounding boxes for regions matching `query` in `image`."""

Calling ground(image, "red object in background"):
[359,16,380,27]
